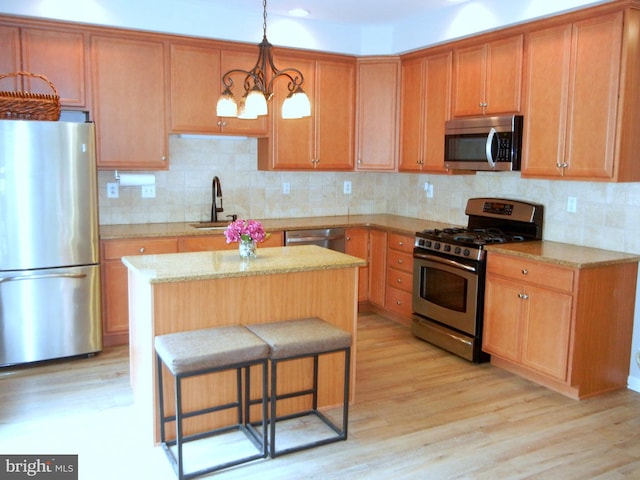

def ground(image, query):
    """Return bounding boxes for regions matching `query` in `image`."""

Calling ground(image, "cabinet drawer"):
[386,267,413,293]
[387,233,413,253]
[385,286,413,317]
[387,249,412,273]
[487,253,574,292]
[102,238,178,259]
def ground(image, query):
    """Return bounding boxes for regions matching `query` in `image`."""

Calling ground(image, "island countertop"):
[122,245,367,283]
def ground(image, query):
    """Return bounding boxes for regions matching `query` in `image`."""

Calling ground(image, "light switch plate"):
[343,181,352,195]
[141,185,156,198]
[107,182,119,198]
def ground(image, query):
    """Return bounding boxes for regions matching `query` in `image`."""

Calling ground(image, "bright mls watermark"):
[0,455,77,479]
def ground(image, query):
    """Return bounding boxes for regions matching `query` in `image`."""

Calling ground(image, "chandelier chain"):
[263,0,268,39]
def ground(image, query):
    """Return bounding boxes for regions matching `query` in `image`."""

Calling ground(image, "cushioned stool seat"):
[246,317,352,457]
[155,326,269,480]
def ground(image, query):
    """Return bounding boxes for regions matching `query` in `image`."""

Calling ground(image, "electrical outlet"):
[141,185,156,198]
[283,182,290,195]
[567,196,577,213]
[107,182,119,198]
[343,181,352,195]
[424,182,433,198]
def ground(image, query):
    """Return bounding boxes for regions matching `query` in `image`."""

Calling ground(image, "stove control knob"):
[426,240,432,248]
[444,244,451,252]
[454,247,462,255]
[434,242,441,250]
[463,248,470,257]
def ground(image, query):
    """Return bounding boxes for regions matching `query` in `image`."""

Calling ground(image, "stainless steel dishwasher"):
[284,228,346,252]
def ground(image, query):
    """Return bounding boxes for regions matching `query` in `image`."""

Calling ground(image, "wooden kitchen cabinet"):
[169,43,267,136]
[258,53,355,170]
[101,237,178,346]
[521,11,640,181]
[178,231,284,252]
[399,51,452,173]
[483,251,638,399]
[0,25,87,108]
[91,35,168,170]
[452,35,522,117]
[355,57,400,171]
[384,232,414,324]
[367,229,387,307]
[345,228,370,302]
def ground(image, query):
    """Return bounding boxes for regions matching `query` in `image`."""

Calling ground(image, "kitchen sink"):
[189,222,230,230]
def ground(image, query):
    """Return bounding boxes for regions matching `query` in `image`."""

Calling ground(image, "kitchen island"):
[122,245,366,444]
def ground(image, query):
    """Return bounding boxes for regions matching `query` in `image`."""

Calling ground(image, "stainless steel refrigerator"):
[0,119,102,367]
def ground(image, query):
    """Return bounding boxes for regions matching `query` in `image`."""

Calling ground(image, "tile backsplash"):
[98,134,640,256]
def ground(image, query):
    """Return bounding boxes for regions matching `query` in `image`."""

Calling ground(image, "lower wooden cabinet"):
[345,228,370,302]
[384,233,414,323]
[368,229,387,307]
[483,251,638,399]
[101,237,179,346]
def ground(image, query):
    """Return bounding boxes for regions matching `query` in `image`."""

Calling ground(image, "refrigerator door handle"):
[0,272,87,283]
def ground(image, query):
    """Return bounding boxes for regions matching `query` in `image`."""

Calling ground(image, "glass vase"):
[239,238,257,259]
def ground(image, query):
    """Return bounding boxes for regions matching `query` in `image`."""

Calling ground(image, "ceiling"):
[197,0,465,25]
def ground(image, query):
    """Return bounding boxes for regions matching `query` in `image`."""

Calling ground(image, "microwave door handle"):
[485,127,497,168]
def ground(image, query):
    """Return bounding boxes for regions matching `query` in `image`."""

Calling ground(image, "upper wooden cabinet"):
[0,25,87,108]
[169,43,267,136]
[399,51,452,173]
[91,35,168,170]
[522,10,640,182]
[355,57,400,171]
[258,54,355,170]
[451,35,523,117]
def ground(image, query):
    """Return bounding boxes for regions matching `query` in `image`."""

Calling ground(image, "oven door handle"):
[413,252,478,273]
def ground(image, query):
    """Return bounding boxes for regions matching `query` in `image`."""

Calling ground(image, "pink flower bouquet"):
[224,219,267,244]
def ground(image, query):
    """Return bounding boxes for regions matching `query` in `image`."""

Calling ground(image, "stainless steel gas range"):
[411,198,544,363]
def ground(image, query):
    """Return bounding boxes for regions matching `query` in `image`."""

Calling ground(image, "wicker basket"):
[0,71,61,121]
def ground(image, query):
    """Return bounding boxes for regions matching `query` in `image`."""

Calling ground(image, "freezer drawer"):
[0,264,102,367]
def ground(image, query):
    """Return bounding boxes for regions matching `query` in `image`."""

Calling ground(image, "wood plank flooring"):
[1,312,639,479]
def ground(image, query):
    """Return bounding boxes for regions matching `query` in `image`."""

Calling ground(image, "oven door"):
[412,251,480,335]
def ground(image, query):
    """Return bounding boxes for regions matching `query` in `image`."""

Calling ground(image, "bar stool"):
[154,326,269,480]
[246,317,352,458]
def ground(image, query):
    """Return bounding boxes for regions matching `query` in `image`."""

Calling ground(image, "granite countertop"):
[122,245,367,284]
[486,240,640,268]
[99,214,458,240]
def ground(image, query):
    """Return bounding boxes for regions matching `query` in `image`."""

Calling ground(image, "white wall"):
[0,0,614,55]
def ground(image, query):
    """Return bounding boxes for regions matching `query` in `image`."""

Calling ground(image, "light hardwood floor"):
[1,312,639,479]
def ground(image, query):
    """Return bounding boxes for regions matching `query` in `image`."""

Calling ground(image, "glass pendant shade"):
[282,87,311,119]
[216,87,238,117]
[237,95,258,119]
[245,87,268,117]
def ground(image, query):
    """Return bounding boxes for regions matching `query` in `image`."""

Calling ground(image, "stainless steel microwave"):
[444,115,523,171]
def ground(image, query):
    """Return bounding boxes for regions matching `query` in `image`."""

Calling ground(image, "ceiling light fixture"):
[216,0,311,120]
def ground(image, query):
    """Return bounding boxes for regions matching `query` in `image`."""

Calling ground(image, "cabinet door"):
[452,35,522,117]
[399,56,425,172]
[564,13,622,179]
[170,43,221,133]
[368,229,387,307]
[265,54,315,169]
[219,48,268,135]
[315,58,355,170]
[346,228,369,302]
[521,285,572,381]
[521,24,572,177]
[484,35,522,115]
[0,26,20,91]
[422,51,452,172]
[452,43,485,117]
[356,58,398,171]
[92,35,168,170]
[21,28,87,107]
[482,275,523,362]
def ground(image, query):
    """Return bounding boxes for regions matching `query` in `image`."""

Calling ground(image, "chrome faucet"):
[210,176,223,222]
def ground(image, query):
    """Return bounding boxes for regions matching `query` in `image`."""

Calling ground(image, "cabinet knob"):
[397,259,403,264]
[521,269,528,275]
[346,236,351,241]
[396,299,402,305]
[398,241,404,246]
[396,278,402,284]
[161,156,167,162]
[518,292,529,299]
[139,247,145,253]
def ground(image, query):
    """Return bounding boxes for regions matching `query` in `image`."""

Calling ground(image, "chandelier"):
[215,0,311,120]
